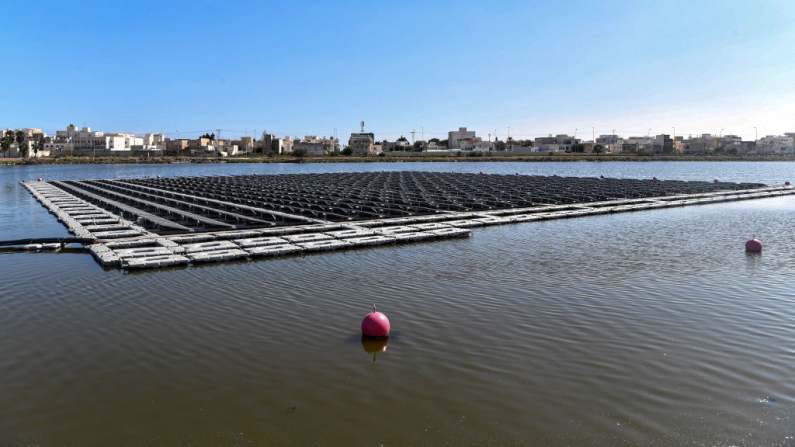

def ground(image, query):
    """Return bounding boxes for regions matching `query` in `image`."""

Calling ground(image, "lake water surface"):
[1,162,794,446]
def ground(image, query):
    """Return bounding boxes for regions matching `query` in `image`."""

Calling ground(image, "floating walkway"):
[20,172,794,270]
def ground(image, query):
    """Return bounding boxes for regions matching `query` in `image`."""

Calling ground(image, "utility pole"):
[411,129,416,144]
[421,126,424,142]
[592,127,594,143]
[754,126,757,142]
[216,129,222,141]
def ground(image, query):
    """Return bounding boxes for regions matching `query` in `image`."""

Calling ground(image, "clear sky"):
[2,0,794,142]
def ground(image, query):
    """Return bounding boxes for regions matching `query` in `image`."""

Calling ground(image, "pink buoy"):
[786,181,791,186]
[600,175,605,179]
[714,179,719,183]
[361,304,390,338]
[515,172,519,175]
[479,171,483,174]
[451,170,455,173]
[653,176,658,180]
[37,177,42,181]
[253,173,258,176]
[157,175,161,179]
[745,237,762,252]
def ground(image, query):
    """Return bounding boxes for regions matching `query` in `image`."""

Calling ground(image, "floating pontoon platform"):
[20,172,793,270]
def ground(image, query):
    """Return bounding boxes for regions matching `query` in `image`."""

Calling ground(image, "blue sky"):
[2,0,794,142]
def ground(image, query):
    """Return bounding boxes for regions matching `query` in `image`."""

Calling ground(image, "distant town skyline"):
[2,0,794,142]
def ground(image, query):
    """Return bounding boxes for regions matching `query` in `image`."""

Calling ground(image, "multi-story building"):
[533,134,580,153]
[459,138,491,152]
[166,139,190,155]
[52,124,144,155]
[757,134,794,154]
[282,136,294,153]
[623,136,653,154]
[652,134,674,154]
[237,136,255,153]
[448,127,476,149]
[349,132,375,155]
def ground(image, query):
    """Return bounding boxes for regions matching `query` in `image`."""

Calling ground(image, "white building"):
[597,134,621,145]
[283,136,294,153]
[757,134,795,154]
[54,124,143,155]
[533,134,580,153]
[459,138,491,152]
[448,127,477,149]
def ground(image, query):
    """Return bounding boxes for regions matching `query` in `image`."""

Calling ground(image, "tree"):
[429,138,440,144]
[593,144,604,155]
[572,143,585,153]
[32,140,42,157]
[413,141,423,152]
[397,136,408,142]
[1,130,13,157]
[439,139,448,148]
[200,133,215,140]
[341,147,353,156]
[493,141,506,151]
[15,131,26,158]
[292,148,307,159]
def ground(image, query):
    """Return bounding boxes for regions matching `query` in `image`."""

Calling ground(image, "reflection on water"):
[2,162,795,446]
[361,336,390,362]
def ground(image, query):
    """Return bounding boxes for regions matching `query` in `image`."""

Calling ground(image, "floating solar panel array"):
[21,172,792,270]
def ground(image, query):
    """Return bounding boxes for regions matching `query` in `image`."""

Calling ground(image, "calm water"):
[1,162,795,446]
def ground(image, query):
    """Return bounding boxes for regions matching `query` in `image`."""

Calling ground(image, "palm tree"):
[0,130,13,157]
[15,131,26,158]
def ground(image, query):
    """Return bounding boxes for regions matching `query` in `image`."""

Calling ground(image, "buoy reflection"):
[361,335,390,362]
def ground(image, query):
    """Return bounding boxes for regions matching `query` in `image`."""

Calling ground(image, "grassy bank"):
[3,153,795,166]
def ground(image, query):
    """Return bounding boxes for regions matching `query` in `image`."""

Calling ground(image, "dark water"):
[1,162,795,446]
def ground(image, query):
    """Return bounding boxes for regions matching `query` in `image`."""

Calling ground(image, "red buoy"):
[253,173,258,176]
[157,175,161,179]
[515,172,519,175]
[37,177,42,181]
[361,305,390,338]
[653,176,658,180]
[714,179,719,183]
[451,170,455,173]
[786,181,791,186]
[745,238,762,252]
[600,175,605,179]
[479,171,483,174]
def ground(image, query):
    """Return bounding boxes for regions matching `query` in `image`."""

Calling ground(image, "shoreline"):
[2,153,795,165]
